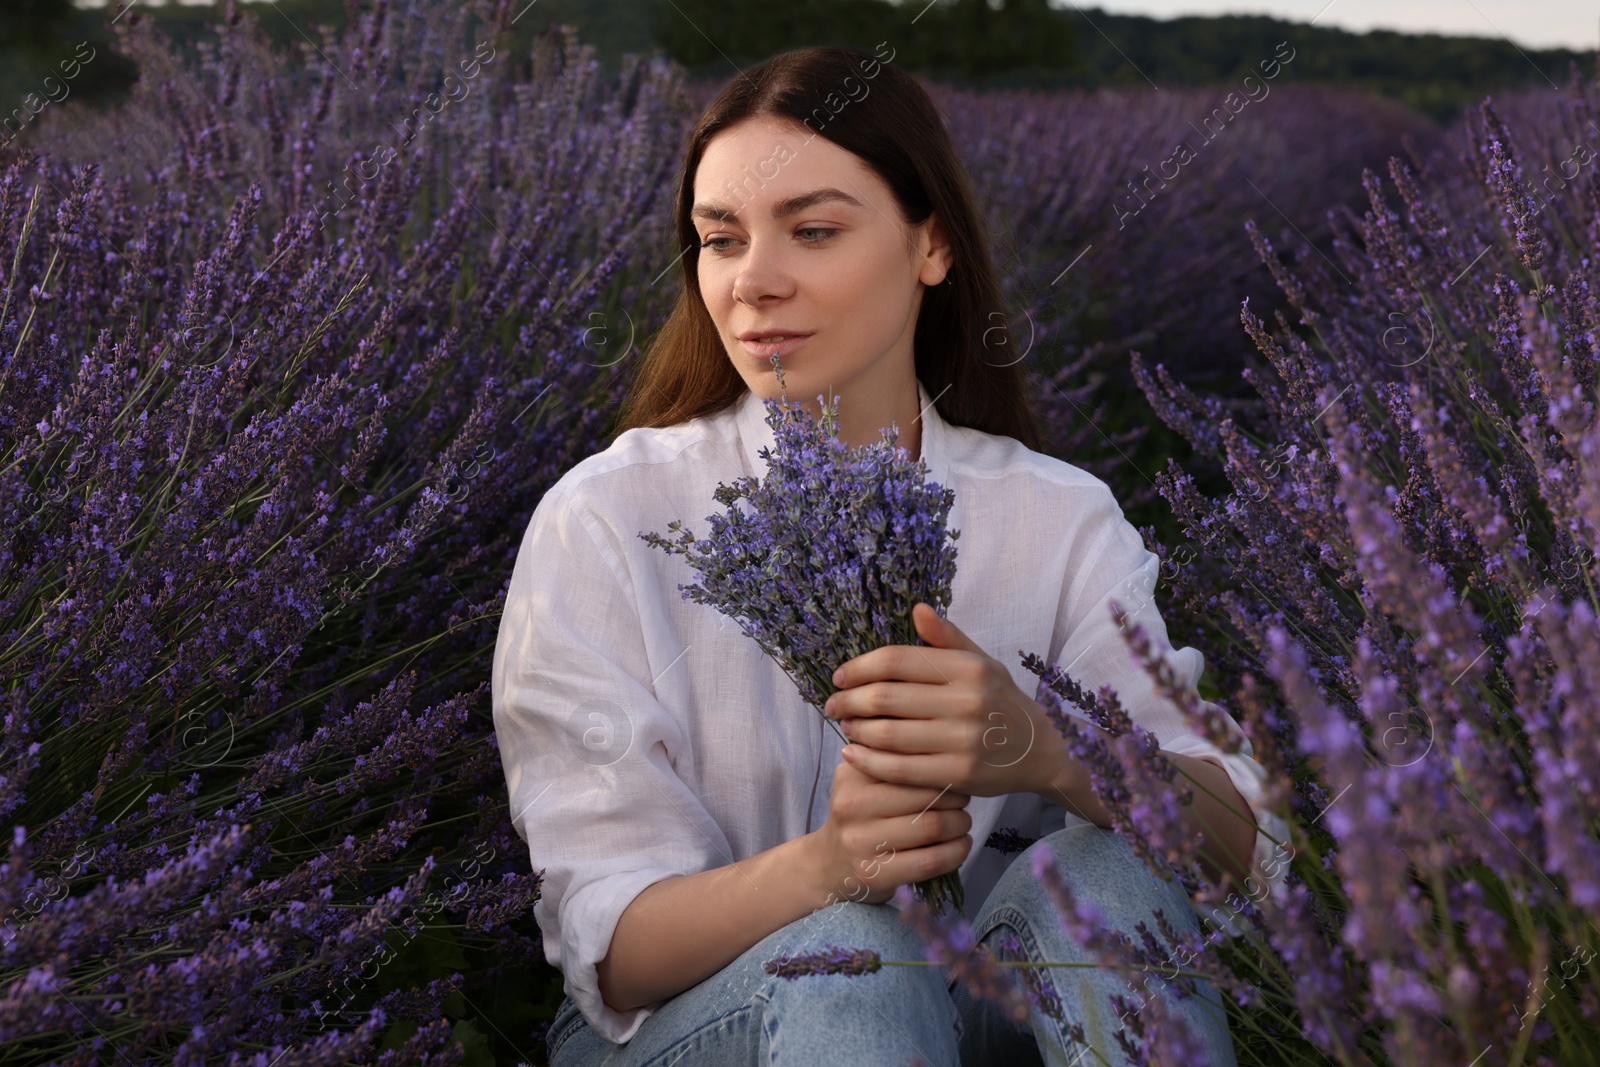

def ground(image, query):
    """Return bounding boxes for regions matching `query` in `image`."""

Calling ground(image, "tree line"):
[1,0,1591,137]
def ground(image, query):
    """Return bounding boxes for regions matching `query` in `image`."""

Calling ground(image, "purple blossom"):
[762,944,884,979]
[641,354,964,914]
[984,827,1038,855]
[0,0,1594,1059]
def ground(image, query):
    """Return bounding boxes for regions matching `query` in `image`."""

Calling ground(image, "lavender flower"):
[892,884,1035,1023]
[2,0,1596,1059]
[1026,650,1204,893]
[762,945,884,979]
[0,3,675,1052]
[641,354,964,914]
[996,929,1066,1023]
[984,827,1038,855]
[1121,87,1600,1066]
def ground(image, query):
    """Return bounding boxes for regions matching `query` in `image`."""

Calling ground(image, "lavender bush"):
[640,354,965,915]
[0,0,692,1059]
[8,0,1594,1061]
[0,3,1132,1057]
[920,79,1441,521]
[930,80,1440,389]
[1113,82,1600,1064]
[807,76,1600,1067]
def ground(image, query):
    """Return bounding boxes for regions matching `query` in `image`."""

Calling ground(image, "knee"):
[754,901,952,1012]
[763,899,935,976]
[995,825,1199,935]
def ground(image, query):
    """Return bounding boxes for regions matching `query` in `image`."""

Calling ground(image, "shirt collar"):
[733,377,947,483]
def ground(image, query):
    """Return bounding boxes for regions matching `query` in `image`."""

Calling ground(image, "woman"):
[491,44,1280,1067]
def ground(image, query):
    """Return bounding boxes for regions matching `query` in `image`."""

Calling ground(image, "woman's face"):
[691,115,951,424]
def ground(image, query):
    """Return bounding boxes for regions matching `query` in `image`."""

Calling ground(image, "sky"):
[1056,0,1599,52]
[72,0,1600,52]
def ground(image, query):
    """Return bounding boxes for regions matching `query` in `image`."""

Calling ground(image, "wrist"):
[1034,729,1112,827]
[1028,715,1074,800]
[791,830,842,911]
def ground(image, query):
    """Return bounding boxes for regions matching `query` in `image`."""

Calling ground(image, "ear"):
[917,211,954,288]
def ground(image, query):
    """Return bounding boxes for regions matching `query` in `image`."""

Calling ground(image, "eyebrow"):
[690,187,867,225]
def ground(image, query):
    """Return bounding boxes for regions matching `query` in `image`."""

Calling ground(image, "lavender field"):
[1,0,1597,1063]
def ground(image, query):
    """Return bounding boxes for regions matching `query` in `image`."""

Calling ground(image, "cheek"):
[846,249,919,331]
[697,262,730,317]
[800,255,856,312]
[822,243,899,313]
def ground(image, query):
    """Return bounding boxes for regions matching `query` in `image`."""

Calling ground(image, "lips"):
[736,328,811,341]
[738,333,812,360]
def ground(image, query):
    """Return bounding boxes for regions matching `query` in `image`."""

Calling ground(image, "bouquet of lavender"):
[640,355,965,914]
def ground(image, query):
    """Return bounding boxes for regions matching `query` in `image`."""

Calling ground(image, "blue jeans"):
[546,825,1239,1067]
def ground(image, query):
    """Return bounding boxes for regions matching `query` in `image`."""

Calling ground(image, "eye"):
[697,227,839,255]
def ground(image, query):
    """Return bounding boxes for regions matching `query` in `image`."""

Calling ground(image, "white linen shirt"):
[491,377,1287,1044]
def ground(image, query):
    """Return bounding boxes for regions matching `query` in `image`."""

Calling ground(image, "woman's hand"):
[808,756,972,906]
[823,602,1067,799]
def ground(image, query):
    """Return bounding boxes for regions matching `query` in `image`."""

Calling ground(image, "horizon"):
[1068,0,1597,53]
[69,0,1599,55]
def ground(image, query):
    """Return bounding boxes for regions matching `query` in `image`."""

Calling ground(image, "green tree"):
[654,0,1077,87]
[0,0,138,140]
[7,0,77,48]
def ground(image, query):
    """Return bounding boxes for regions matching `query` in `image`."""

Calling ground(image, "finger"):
[905,783,969,809]
[842,743,955,790]
[896,783,966,809]
[883,837,972,893]
[831,680,965,723]
[908,783,966,825]
[842,764,959,810]
[836,755,966,812]
[848,811,968,872]
[843,711,967,750]
[833,754,920,800]
[888,806,972,849]
[912,601,985,655]
[832,641,964,692]
[832,755,875,788]
[864,781,965,820]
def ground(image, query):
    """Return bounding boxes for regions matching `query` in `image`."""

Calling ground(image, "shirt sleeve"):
[1042,482,1291,894]
[492,485,731,1043]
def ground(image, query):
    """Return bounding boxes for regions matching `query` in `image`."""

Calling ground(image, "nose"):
[731,236,794,306]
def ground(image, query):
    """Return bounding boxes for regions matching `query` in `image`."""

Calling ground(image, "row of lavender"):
[1134,78,1600,1063]
[0,0,685,1060]
[795,79,1600,1065]
[1000,86,1600,1063]
[0,0,1593,1061]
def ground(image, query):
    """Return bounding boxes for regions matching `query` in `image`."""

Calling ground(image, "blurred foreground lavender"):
[1114,81,1600,1063]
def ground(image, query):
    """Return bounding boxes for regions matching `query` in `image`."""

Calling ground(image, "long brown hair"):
[611,45,1041,452]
